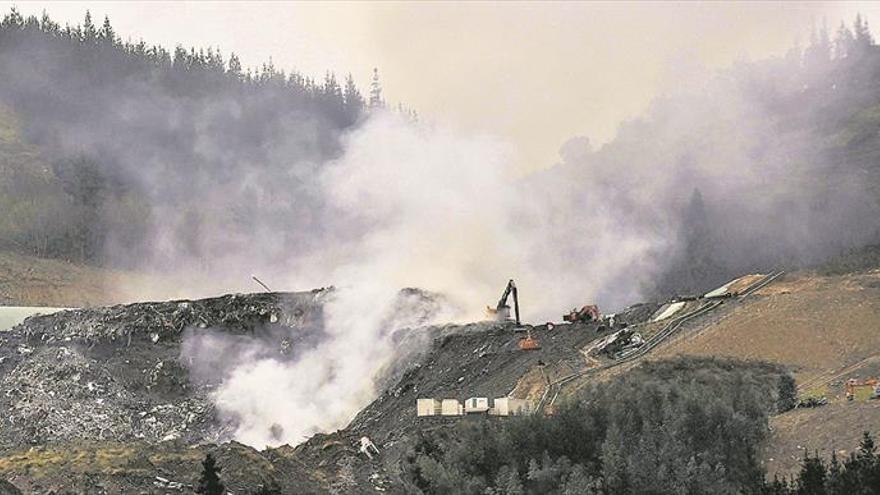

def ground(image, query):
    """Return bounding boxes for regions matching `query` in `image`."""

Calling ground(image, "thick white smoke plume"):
[183,112,661,447]
[184,52,880,447]
[6,8,880,450]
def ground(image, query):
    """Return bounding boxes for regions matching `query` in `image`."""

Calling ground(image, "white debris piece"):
[359,436,380,459]
[704,282,733,299]
[416,398,442,417]
[652,301,686,322]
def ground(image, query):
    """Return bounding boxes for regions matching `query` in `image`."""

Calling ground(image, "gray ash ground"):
[0,291,657,494]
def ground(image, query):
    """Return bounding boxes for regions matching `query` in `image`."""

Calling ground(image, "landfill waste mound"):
[0,290,330,449]
[0,479,21,495]
[0,287,661,494]
[286,301,662,494]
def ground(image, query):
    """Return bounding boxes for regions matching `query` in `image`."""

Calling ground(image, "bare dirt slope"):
[0,250,154,307]
[650,269,880,475]
[654,270,880,389]
[762,401,880,475]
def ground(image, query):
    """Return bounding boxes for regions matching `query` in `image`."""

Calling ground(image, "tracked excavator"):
[487,279,521,325]
[486,279,540,350]
[563,304,601,323]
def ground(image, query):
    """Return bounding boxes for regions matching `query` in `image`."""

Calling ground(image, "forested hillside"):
[403,356,880,495]
[4,9,880,302]
[0,8,379,266]
[404,358,790,494]
[540,15,880,299]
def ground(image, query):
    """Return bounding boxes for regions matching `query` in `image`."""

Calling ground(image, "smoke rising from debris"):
[5,9,880,448]
[170,109,669,447]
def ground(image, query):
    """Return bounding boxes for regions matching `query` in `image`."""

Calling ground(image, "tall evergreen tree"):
[81,10,96,42]
[795,451,828,495]
[853,14,874,57]
[369,67,384,109]
[196,453,225,495]
[98,15,115,45]
[777,374,798,412]
[2,6,22,28]
[343,73,364,123]
[227,53,243,80]
[834,22,855,59]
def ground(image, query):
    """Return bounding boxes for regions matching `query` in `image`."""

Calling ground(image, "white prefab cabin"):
[490,397,532,416]
[441,399,464,416]
[416,398,442,417]
[464,397,491,414]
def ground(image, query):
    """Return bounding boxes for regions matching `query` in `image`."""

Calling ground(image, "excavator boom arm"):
[495,279,520,325]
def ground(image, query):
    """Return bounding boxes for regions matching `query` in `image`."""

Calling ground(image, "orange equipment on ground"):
[518,329,541,350]
[563,304,601,323]
[845,378,880,401]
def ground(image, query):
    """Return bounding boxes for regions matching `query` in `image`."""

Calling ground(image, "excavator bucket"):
[518,337,540,350]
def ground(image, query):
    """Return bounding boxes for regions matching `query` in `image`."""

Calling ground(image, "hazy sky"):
[4,1,880,172]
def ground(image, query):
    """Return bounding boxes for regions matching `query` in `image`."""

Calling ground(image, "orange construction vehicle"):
[845,378,880,401]
[563,304,601,323]
[518,329,541,350]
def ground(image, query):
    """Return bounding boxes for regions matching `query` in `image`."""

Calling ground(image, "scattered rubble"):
[0,291,329,448]
[0,283,665,494]
[11,290,330,346]
[0,479,21,495]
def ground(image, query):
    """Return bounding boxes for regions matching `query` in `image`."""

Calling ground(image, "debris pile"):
[12,289,330,346]
[0,344,220,446]
[0,290,329,448]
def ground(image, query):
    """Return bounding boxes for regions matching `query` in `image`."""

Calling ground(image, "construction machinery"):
[518,328,541,350]
[487,279,521,325]
[563,304,601,324]
[845,378,880,401]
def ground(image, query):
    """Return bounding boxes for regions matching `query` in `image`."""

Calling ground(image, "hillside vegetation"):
[0,8,388,268]
[4,10,880,301]
[404,357,791,494]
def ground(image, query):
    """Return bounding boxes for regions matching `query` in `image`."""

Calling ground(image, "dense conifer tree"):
[196,453,225,495]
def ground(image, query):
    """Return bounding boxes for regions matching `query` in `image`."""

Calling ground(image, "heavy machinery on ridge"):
[487,279,521,325]
[563,304,601,323]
